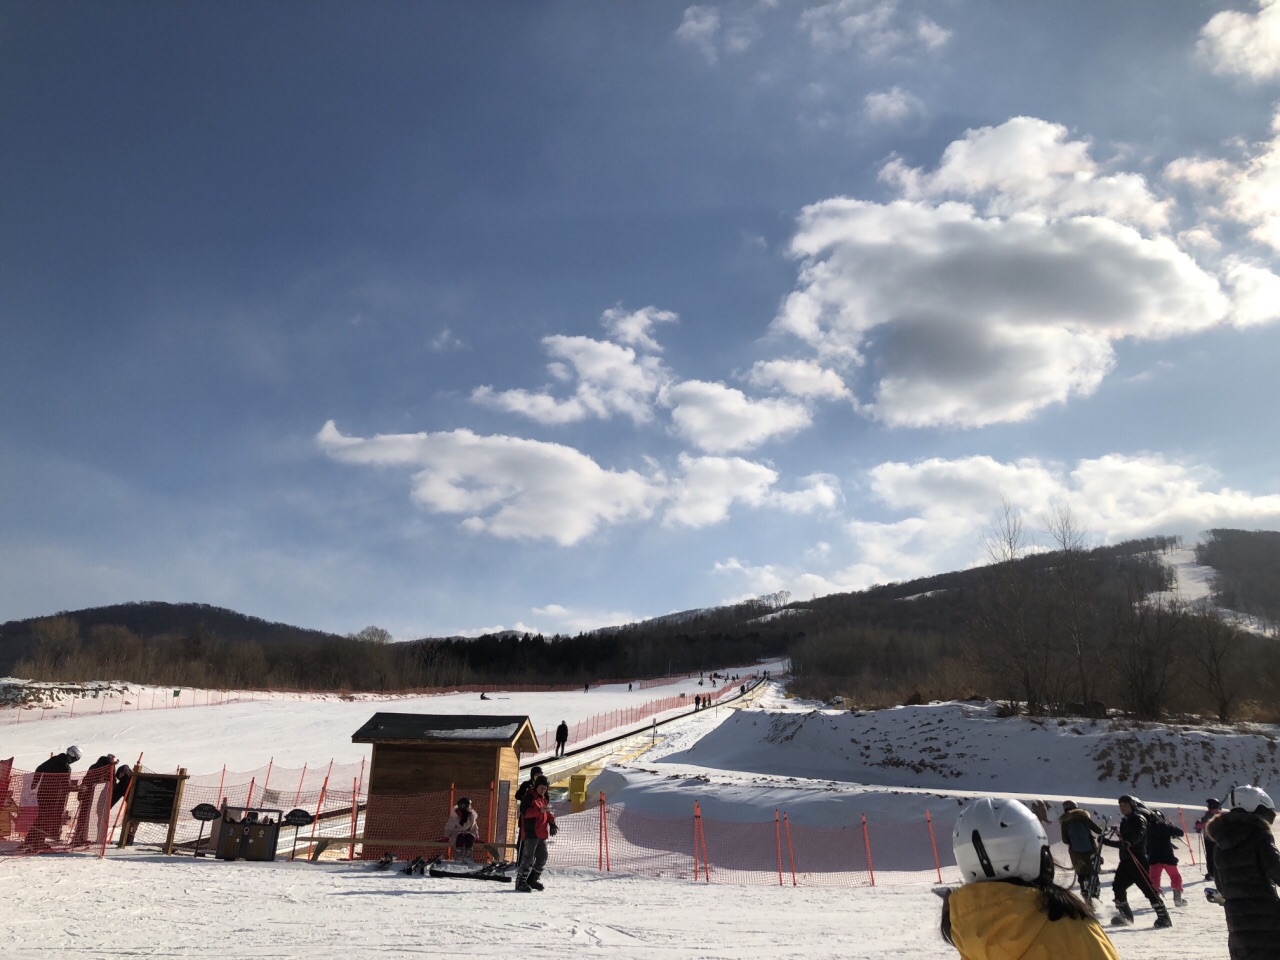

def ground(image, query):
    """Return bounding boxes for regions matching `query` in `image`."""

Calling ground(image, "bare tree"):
[1185,610,1244,721]
[1111,588,1188,720]
[1044,502,1099,710]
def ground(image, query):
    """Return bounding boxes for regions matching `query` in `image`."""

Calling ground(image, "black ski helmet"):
[457,797,470,809]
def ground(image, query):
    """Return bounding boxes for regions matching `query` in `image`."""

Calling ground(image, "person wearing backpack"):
[1145,810,1186,907]
[1100,795,1172,928]
[1059,801,1103,900]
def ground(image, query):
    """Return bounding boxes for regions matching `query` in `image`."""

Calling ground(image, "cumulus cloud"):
[663,379,813,452]
[1167,111,1280,256]
[675,5,759,62]
[863,86,924,124]
[1199,0,1280,80]
[316,421,665,545]
[772,117,1232,428]
[715,453,1280,602]
[799,1,949,58]
[665,456,840,528]
[746,358,850,399]
[472,335,671,425]
[600,305,678,352]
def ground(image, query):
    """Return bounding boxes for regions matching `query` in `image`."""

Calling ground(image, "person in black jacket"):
[554,721,569,757]
[514,766,543,863]
[71,754,117,846]
[1206,784,1280,960]
[23,745,81,852]
[1100,794,1172,928]
[1145,811,1186,906]
[1196,797,1223,881]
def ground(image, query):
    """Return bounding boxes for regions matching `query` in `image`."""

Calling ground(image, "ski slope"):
[0,667,1250,959]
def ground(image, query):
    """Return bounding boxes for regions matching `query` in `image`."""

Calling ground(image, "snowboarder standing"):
[1205,784,1280,960]
[554,721,569,757]
[1100,795,1172,929]
[514,775,556,893]
[942,797,1119,959]
[1059,801,1103,900]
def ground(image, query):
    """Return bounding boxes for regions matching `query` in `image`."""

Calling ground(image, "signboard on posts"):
[119,769,189,855]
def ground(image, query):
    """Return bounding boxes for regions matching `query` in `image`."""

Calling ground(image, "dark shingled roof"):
[351,712,536,748]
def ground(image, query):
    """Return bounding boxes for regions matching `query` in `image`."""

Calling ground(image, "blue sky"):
[5,1,1280,639]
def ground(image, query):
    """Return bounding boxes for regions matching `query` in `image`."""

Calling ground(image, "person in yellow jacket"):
[941,797,1120,960]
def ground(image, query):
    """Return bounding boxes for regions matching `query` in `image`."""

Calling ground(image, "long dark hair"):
[940,877,1096,946]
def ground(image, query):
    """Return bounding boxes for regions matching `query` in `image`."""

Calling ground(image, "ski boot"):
[1173,890,1186,907]
[514,877,533,892]
[1110,901,1134,926]
[1153,908,1173,929]
[527,870,544,892]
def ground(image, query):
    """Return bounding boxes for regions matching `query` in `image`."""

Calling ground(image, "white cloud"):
[530,604,638,633]
[715,453,1280,601]
[664,454,781,527]
[1223,256,1280,326]
[430,327,464,351]
[663,379,813,452]
[746,358,850,400]
[472,335,671,425]
[316,421,665,546]
[1167,111,1280,256]
[800,0,916,58]
[676,6,722,63]
[600,305,678,352]
[770,117,1233,428]
[881,117,1170,230]
[862,86,924,125]
[1198,0,1280,80]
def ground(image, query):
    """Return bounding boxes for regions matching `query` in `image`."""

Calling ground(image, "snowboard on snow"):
[427,859,514,882]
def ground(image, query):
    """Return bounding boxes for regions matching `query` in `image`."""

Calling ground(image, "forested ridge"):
[4,530,1278,722]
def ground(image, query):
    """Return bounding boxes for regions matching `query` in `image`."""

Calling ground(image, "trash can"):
[215,806,283,862]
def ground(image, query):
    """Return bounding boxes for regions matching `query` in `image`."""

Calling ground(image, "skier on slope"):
[1205,784,1280,960]
[941,796,1119,959]
[1099,795,1172,929]
[1145,810,1186,907]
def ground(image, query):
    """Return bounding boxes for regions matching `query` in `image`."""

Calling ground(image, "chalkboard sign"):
[128,774,182,824]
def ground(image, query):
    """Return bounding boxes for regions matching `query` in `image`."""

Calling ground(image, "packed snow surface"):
[0,665,1259,958]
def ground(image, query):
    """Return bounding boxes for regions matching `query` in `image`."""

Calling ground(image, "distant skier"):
[942,797,1119,959]
[1206,784,1280,960]
[1100,795,1171,928]
[443,797,479,864]
[554,721,568,757]
[1058,801,1103,900]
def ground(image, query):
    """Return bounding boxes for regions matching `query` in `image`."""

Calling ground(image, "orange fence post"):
[693,802,701,882]
[108,752,145,846]
[245,777,256,810]
[598,793,611,871]
[784,813,797,886]
[1177,808,1198,866]
[293,764,308,808]
[347,777,359,861]
[302,761,333,862]
[862,814,876,887]
[262,758,274,799]
[775,811,784,886]
[926,810,943,884]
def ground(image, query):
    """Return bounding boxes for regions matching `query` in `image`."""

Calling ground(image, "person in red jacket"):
[514,775,556,892]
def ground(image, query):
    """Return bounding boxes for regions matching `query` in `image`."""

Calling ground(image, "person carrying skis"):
[1100,794,1172,928]
[443,797,479,864]
[1205,784,1280,960]
[1195,797,1223,881]
[514,775,556,893]
[1145,810,1186,906]
[941,796,1119,959]
[1059,801,1103,900]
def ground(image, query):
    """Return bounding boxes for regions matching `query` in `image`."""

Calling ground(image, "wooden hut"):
[351,713,538,859]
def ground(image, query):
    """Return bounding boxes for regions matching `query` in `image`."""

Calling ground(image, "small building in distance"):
[351,713,538,859]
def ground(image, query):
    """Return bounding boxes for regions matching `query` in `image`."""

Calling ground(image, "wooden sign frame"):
[118,768,189,855]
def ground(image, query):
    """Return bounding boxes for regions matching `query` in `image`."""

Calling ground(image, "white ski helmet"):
[953,797,1051,884]
[66,745,82,761]
[1230,784,1275,814]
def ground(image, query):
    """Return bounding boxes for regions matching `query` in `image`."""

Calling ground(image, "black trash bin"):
[215,805,283,862]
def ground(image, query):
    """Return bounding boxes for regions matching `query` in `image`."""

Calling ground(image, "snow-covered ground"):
[0,662,1252,959]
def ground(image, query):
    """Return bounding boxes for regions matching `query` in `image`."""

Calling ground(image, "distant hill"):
[1196,528,1280,630]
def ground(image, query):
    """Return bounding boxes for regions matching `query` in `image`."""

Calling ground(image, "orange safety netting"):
[0,758,114,857]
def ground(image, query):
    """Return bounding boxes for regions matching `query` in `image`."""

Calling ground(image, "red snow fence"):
[0,758,115,857]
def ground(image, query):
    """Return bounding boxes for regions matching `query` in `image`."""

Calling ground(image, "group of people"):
[11,745,133,852]
[940,786,1280,960]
